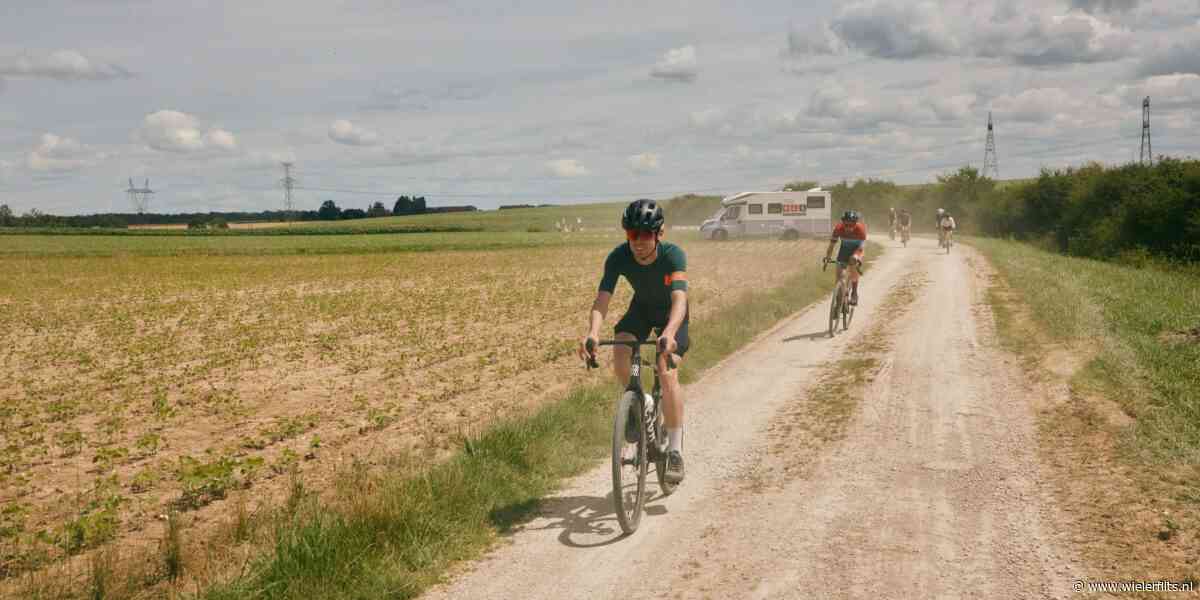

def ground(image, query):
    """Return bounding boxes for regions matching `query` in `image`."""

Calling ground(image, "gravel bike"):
[823,257,856,337]
[585,337,677,534]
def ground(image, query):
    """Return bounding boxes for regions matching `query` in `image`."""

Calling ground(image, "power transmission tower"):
[982,111,999,179]
[126,177,154,214]
[280,162,297,220]
[1139,96,1152,165]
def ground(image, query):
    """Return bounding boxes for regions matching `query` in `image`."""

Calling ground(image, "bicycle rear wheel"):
[612,390,647,534]
[843,299,855,331]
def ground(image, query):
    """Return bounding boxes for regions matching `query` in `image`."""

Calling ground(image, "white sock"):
[668,428,683,453]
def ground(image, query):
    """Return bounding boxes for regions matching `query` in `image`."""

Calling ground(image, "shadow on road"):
[503,489,671,548]
[782,330,831,343]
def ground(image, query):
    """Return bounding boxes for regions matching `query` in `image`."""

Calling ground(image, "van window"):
[767,203,782,214]
[724,206,741,220]
[806,196,826,209]
[748,204,763,215]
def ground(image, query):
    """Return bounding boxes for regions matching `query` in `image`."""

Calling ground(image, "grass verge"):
[970,237,1200,586]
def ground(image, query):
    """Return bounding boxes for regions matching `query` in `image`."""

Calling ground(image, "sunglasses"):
[625,229,658,242]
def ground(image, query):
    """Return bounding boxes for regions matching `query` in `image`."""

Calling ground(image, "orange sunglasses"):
[625,229,658,242]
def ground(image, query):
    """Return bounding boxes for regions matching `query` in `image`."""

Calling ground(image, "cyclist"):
[824,210,867,305]
[898,208,912,242]
[888,207,897,240]
[939,211,957,248]
[578,199,689,484]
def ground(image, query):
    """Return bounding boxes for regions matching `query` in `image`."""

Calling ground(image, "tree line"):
[0,196,478,229]
[788,156,1200,264]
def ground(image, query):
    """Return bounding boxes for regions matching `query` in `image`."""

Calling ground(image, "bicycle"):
[943,230,953,254]
[900,225,910,247]
[889,224,896,241]
[585,337,677,534]
[822,257,856,337]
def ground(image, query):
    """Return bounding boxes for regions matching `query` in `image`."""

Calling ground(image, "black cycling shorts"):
[614,301,690,356]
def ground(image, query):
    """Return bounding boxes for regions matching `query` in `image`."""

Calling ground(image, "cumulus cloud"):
[979,12,1135,66]
[831,1,959,59]
[545,159,589,177]
[0,49,133,81]
[1114,73,1200,108]
[328,119,380,146]
[787,21,845,56]
[138,110,238,154]
[990,88,1083,122]
[650,45,698,82]
[26,133,104,172]
[799,1,1135,66]
[1138,36,1200,76]
[629,153,660,174]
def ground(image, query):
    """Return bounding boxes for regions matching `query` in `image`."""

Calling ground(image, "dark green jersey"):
[598,241,688,309]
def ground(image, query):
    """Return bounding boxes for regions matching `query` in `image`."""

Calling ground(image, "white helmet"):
[937,208,945,214]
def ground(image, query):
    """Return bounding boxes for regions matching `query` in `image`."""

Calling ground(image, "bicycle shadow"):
[782,330,831,343]
[505,489,671,548]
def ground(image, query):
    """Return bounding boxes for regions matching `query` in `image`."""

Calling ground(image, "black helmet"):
[622,199,664,232]
[841,210,859,223]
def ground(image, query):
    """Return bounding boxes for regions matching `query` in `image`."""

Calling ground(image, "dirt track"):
[424,237,1085,599]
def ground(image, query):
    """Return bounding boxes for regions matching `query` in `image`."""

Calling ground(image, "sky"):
[1,0,1198,215]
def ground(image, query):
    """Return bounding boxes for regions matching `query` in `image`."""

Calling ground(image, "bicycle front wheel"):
[612,390,647,534]
[828,283,841,337]
[652,396,677,497]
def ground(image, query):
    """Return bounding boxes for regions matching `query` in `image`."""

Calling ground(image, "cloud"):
[803,1,1134,66]
[629,153,660,174]
[650,45,697,82]
[26,133,104,172]
[787,20,845,56]
[1114,74,1200,108]
[929,93,977,122]
[0,49,133,81]
[138,110,238,154]
[831,1,959,59]
[1069,0,1140,13]
[545,159,588,177]
[1138,36,1200,76]
[990,88,1083,122]
[984,13,1135,66]
[328,119,380,146]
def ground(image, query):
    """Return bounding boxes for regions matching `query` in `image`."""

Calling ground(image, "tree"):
[393,196,413,215]
[413,196,426,213]
[0,204,13,227]
[341,208,367,220]
[368,201,390,217]
[317,200,341,221]
[782,180,819,191]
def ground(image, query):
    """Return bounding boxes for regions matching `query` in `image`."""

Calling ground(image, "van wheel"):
[781,230,799,241]
[714,229,728,241]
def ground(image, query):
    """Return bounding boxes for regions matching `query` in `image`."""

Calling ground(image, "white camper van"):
[699,189,833,240]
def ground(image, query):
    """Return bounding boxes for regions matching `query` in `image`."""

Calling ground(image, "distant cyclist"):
[824,210,867,305]
[578,199,689,484]
[898,208,912,241]
[939,211,957,248]
[935,208,946,246]
[888,207,897,240]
